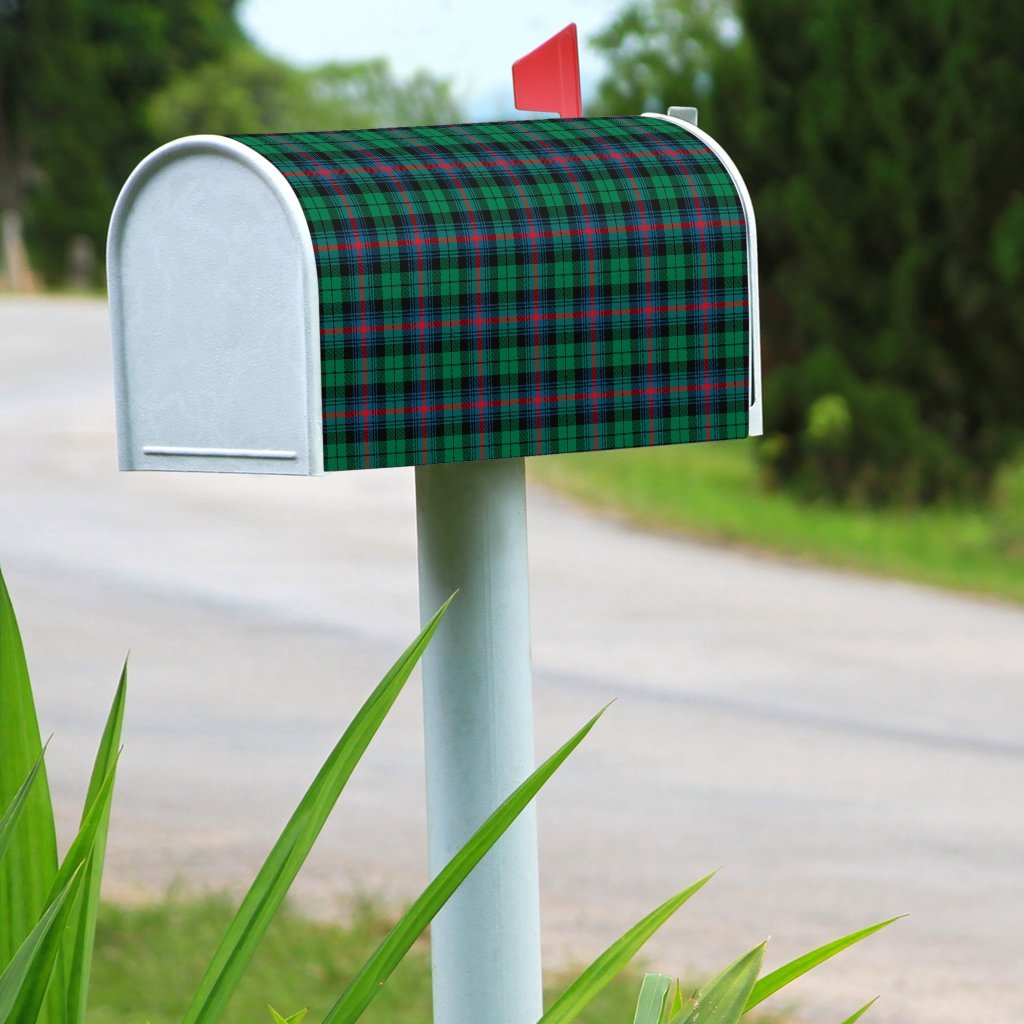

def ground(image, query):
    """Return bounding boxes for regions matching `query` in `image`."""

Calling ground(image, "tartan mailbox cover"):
[108,113,760,476]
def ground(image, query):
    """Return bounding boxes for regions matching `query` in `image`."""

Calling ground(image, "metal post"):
[415,457,543,1024]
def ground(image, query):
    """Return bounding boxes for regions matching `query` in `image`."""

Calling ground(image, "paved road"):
[1,297,1022,1022]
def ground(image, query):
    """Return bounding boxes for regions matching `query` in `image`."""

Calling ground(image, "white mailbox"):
[108,114,759,477]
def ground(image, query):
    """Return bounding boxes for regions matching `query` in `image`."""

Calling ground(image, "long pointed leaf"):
[0,568,59,1000]
[183,598,453,1024]
[269,1009,308,1024]
[0,750,46,869]
[745,918,902,1012]
[671,943,765,1024]
[633,974,671,1024]
[0,868,84,1024]
[66,663,127,1024]
[12,763,118,1022]
[666,980,684,1021]
[840,997,878,1023]
[540,873,715,1024]
[48,762,119,904]
[321,708,607,1024]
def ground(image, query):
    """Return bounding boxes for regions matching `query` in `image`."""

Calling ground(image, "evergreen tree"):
[0,0,241,283]
[0,1,463,287]
[594,0,1024,503]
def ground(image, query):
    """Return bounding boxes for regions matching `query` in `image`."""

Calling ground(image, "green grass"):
[530,439,1024,604]
[86,895,646,1024]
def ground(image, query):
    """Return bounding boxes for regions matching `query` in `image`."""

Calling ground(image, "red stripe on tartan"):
[387,127,489,459]
[495,123,602,453]
[275,137,374,467]
[311,220,743,252]
[446,124,545,457]
[280,149,710,178]
[647,141,712,439]
[323,301,747,335]
[324,380,748,419]
[327,130,432,464]
[574,121,656,445]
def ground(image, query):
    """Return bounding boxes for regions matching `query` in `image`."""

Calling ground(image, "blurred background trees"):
[146,50,462,144]
[1,0,244,283]
[0,0,462,287]
[595,0,1024,505]
[1,0,1021,509]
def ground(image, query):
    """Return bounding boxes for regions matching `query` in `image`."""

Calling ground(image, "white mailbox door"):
[108,136,322,475]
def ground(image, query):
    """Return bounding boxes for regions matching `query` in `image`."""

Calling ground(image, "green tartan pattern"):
[234,116,752,471]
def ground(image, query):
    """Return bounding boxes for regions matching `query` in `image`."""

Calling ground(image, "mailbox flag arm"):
[512,24,583,118]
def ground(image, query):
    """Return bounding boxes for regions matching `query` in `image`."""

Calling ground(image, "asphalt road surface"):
[1,297,1022,1023]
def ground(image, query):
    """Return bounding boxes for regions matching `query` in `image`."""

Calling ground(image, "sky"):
[238,0,626,119]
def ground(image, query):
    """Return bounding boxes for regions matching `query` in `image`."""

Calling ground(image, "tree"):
[593,0,1024,504]
[0,1,463,286]
[146,46,464,140]
[1,0,242,284]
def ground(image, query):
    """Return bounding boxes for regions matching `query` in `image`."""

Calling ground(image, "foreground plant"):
[264,886,896,1024]
[0,569,597,1024]
[525,884,898,1024]
[1,564,898,1024]
[0,566,124,1024]
[617,919,894,1024]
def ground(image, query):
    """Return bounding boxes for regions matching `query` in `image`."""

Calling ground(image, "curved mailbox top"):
[109,114,759,475]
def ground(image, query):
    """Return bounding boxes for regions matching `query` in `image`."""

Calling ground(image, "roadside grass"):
[530,439,1024,604]
[87,895,645,1024]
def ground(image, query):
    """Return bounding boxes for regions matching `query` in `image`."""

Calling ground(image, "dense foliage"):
[0,0,242,283]
[0,0,462,287]
[147,48,464,140]
[594,0,1024,504]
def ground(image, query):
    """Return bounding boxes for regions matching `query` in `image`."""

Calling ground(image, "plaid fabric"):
[234,117,752,471]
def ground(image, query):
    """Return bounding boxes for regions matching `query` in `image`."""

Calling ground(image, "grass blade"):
[745,918,902,1012]
[0,568,59,991]
[269,1009,308,1024]
[0,867,84,1024]
[633,973,672,1024]
[540,873,715,1024]
[48,763,118,905]
[671,943,765,1024]
[182,598,453,1024]
[666,980,684,1021]
[839,997,878,1023]
[66,663,127,1024]
[321,708,606,1024]
[13,763,118,1021]
[0,750,46,870]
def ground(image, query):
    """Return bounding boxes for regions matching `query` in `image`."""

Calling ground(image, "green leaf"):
[0,867,85,1024]
[182,598,453,1024]
[745,918,902,1011]
[0,750,46,870]
[268,1008,308,1024]
[670,943,765,1024]
[49,762,119,906]
[321,708,606,1024]
[666,980,684,1021]
[633,974,671,1024]
[12,761,119,1022]
[539,873,714,1024]
[839,997,878,1024]
[0,568,59,994]
[66,663,127,1024]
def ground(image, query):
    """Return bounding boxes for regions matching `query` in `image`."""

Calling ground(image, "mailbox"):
[108,112,760,475]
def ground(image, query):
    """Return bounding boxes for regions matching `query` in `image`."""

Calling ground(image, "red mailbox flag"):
[512,24,583,118]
